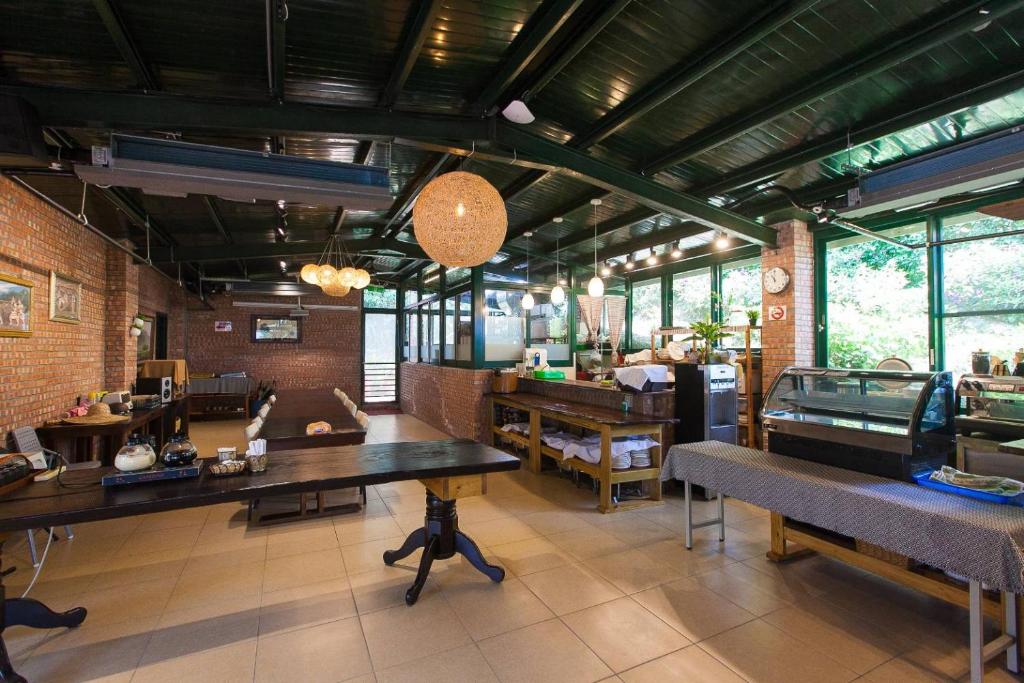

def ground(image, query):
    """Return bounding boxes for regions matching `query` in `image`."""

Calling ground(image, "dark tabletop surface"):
[0,440,520,532]
[259,390,365,440]
[497,392,676,425]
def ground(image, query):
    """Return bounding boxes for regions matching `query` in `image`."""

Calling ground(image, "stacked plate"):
[611,452,632,470]
[629,449,652,468]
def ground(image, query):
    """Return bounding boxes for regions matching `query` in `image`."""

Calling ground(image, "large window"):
[825,223,929,370]
[456,291,472,362]
[404,311,418,362]
[484,290,525,362]
[364,286,397,309]
[672,268,712,328]
[528,297,570,361]
[630,277,661,349]
[939,213,1024,378]
[721,258,762,348]
[444,297,456,360]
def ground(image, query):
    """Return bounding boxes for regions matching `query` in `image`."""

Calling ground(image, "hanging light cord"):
[593,203,598,273]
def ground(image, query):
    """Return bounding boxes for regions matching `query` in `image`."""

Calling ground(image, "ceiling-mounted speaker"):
[0,96,48,167]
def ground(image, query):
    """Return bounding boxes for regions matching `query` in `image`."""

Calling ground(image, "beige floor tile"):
[384,493,430,516]
[115,524,202,557]
[699,619,858,683]
[348,564,439,614]
[142,601,259,662]
[335,515,406,546]
[457,497,516,523]
[635,537,735,576]
[584,548,683,594]
[600,515,677,547]
[692,566,790,616]
[491,492,560,516]
[562,597,690,672]
[255,616,371,683]
[443,576,554,640]
[132,639,257,683]
[375,643,497,683]
[165,559,264,612]
[519,563,623,616]
[184,543,267,572]
[520,508,594,536]
[762,603,907,674]
[478,618,612,683]
[719,559,827,603]
[857,657,950,682]
[31,615,158,660]
[460,516,541,546]
[259,577,356,635]
[265,523,340,559]
[545,525,631,561]
[135,506,211,532]
[630,577,756,642]
[619,645,745,683]
[489,536,573,576]
[263,547,346,593]
[341,536,412,575]
[49,579,173,628]
[359,592,472,670]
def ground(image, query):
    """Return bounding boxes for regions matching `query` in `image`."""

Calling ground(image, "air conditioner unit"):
[75,134,393,209]
[289,307,310,318]
[834,126,1024,218]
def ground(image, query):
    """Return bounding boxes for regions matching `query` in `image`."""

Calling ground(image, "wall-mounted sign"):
[767,305,788,322]
[214,320,233,332]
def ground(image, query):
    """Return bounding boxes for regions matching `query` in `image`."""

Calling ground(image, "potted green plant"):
[746,309,760,327]
[684,320,729,364]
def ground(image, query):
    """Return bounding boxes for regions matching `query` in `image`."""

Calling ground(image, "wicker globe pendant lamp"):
[299,234,371,296]
[412,170,507,267]
[587,198,604,297]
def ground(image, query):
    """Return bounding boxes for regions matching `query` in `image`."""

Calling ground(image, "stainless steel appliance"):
[956,375,1024,440]
[761,367,955,481]
[675,364,738,444]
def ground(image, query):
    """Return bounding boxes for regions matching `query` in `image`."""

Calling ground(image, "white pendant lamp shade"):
[412,171,507,267]
[522,292,535,310]
[550,284,565,306]
[587,275,604,297]
[300,263,320,284]
[501,99,535,124]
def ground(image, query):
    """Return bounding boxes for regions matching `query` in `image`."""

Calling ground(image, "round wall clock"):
[762,266,790,294]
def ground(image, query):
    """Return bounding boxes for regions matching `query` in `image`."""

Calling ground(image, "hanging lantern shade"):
[337,266,357,287]
[412,171,507,267]
[322,281,351,298]
[353,269,371,289]
[300,264,320,285]
[587,276,604,297]
[522,292,535,310]
[317,264,338,286]
[550,285,565,306]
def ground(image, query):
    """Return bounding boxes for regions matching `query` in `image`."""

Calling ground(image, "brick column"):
[761,219,815,389]
[104,242,140,389]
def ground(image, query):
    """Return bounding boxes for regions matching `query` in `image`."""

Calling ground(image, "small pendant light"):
[587,198,604,297]
[522,231,535,310]
[550,217,566,306]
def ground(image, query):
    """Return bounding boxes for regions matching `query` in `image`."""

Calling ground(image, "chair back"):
[333,388,347,401]
[344,399,358,416]
[10,427,59,467]
[252,416,264,428]
[268,394,277,404]
[244,422,260,442]
[258,404,271,419]
[355,411,370,429]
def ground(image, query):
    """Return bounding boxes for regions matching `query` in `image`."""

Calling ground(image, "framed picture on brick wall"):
[136,314,155,362]
[49,271,82,324]
[251,315,301,343]
[0,273,32,337]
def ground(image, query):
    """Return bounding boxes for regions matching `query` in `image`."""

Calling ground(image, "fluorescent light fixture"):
[970,179,1020,193]
[501,99,535,125]
[894,200,938,212]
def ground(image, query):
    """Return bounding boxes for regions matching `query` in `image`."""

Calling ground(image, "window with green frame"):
[363,286,397,309]
[630,277,661,349]
[456,291,472,362]
[484,289,525,362]
[939,212,1024,378]
[404,310,418,362]
[823,223,929,370]
[672,267,711,328]
[721,258,762,347]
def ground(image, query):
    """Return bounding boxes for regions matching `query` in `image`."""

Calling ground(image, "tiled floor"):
[4,414,1019,682]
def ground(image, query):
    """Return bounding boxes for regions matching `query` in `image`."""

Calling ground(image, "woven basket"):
[855,539,914,568]
[492,373,518,394]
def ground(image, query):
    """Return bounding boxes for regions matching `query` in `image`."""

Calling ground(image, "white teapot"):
[114,435,157,472]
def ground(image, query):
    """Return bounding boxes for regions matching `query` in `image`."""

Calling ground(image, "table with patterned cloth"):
[664,440,1022,682]
[186,376,254,395]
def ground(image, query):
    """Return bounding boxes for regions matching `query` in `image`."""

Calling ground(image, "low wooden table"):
[0,440,519,682]
[259,389,365,451]
[491,392,673,513]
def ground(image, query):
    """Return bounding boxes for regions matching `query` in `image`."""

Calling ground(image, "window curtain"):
[605,295,626,360]
[576,294,604,350]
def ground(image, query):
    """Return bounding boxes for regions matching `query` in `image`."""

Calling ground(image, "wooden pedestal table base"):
[384,476,504,605]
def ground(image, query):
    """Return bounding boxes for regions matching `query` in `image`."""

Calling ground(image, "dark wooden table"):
[0,440,519,682]
[36,396,190,466]
[258,390,365,451]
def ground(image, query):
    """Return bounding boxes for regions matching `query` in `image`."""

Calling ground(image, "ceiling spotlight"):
[715,233,730,249]
[276,199,286,209]
[279,260,287,270]
[646,253,658,266]
[624,256,635,271]
[600,263,612,277]
[557,278,567,286]
[501,99,535,125]
[979,7,991,14]
[552,216,563,223]
[670,241,683,258]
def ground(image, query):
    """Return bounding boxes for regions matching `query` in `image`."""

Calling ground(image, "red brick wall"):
[187,291,364,402]
[104,245,140,389]
[761,219,816,388]
[400,363,492,442]
[138,265,186,359]
[0,177,108,442]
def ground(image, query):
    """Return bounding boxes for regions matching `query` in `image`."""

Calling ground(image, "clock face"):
[763,267,790,294]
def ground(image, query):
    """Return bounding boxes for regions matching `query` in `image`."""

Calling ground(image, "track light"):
[714,233,730,249]
[600,263,612,277]
[624,256,635,271]
[646,253,658,266]
[670,241,683,258]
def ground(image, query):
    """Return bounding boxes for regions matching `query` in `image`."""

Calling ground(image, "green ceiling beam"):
[473,0,585,115]
[643,0,1018,174]
[353,140,374,164]
[97,186,176,247]
[379,152,454,239]
[379,0,442,109]
[494,124,777,245]
[505,187,607,242]
[521,0,633,103]
[0,86,492,141]
[695,66,1024,197]
[202,196,233,244]
[266,0,287,101]
[93,0,160,91]
[151,237,429,264]
[623,243,762,281]
[528,221,710,274]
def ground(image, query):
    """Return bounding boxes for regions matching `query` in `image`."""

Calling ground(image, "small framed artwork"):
[49,271,82,324]
[251,315,301,343]
[136,314,155,362]
[0,273,32,337]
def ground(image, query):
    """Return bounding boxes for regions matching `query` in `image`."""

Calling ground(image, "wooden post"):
[599,425,613,512]
[649,426,663,502]
[528,408,542,474]
[767,511,787,561]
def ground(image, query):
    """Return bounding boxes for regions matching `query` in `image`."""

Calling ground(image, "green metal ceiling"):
[1,0,1023,283]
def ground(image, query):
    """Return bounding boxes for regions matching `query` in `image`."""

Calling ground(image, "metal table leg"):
[970,580,984,683]
[1007,591,1019,674]
[683,481,726,551]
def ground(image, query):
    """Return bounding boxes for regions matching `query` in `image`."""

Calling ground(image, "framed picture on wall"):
[136,314,155,362]
[49,271,82,324]
[251,315,301,343]
[0,273,32,337]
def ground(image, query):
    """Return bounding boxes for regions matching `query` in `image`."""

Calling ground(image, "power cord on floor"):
[20,527,54,598]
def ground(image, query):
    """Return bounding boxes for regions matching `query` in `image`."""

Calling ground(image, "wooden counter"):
[490,392,673,513]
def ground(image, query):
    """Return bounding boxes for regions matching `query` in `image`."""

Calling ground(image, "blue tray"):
[913,470,1024,506]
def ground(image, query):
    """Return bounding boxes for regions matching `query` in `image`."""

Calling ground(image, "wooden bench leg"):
[598,426,613,513]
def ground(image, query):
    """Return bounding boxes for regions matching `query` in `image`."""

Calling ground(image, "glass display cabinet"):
[956,375,1024,440]
[761,367,955,480]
